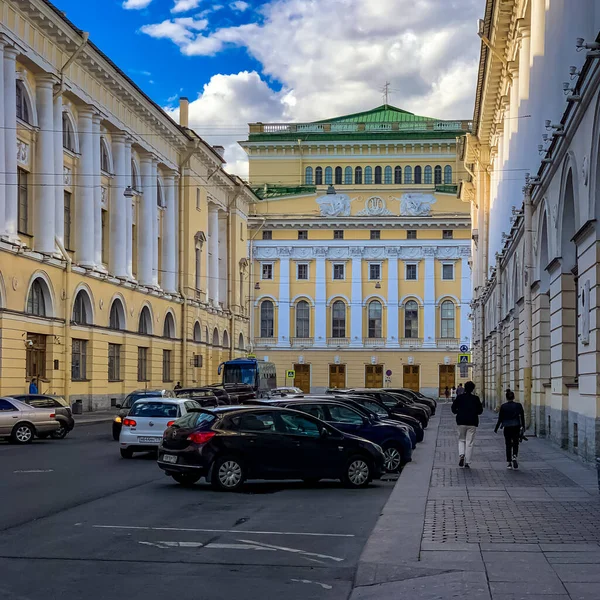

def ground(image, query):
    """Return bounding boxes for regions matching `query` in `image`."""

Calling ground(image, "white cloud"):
[230,1,250,11]
[122,0,152,9]
[140,17,208,45]
[171,0,202,13]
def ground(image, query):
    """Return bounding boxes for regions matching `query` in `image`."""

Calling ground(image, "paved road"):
[0,424,396,600]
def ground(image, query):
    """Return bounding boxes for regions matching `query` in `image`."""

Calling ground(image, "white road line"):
[13,469,54,473]
[237,538,344,562]
[92,525,354,538]
[139,541,276,551]
[291,579,333,590]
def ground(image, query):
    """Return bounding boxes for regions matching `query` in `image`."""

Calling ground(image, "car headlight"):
[114,416,122,424]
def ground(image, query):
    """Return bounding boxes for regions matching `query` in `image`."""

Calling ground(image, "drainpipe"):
[227,186,242,360]
[54,32,89,99]
[495,256,503,411]
[55,237,72,403]
[523,185,533,428]
[177,166,188,386]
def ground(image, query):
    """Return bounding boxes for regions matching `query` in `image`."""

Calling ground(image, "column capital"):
[2,44,20,60]
[36,73,60,88]
[78,106,96,120]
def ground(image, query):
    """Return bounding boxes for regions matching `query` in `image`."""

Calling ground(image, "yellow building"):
[241,106,473,396]
[0,0,255,409]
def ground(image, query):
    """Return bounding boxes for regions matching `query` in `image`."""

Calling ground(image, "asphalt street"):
[0,423,396,600]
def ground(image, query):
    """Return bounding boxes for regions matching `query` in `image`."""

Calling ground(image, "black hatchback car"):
[157,406,385,491]
[9,394,75,439]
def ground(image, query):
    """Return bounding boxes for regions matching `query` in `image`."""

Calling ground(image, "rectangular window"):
[298,230,308,240]
[195,246,201,290]
[162,349,172,383]
[407,230,417,240]
[442,230,453,239]
[108,344,121,381]
[261,263,273,280]
[333,263,345,280]
[71,339,87,381]
[137,347,148,382]
[262,230,272,240]
[17,168,29,234]
[442,264,455,280]
[406,264,418,281]
[64,191,72,249]
[297,263,309,280]
[101,209,108,264]
[333,230,344,240]
[370,230,381,240]
[369,263,381,281]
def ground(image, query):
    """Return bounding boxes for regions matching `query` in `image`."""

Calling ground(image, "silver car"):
[119,398,202,458]
[0,397,60,444]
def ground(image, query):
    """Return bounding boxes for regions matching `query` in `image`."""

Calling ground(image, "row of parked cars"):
[115,384,436,491]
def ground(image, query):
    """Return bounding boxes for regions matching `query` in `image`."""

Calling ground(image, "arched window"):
[414,166,422,184]
[404,300,419,339]
[440,301,456,338]
[260,300,274,338]
[444,165,453,184]
[315,167,323,186]
[355,166,363,185]
[305,166,313,185]
[374,166,382,184]
[424,166,432,185]
[434,165,442,185]
[238,332,245,350]
[163,312,175,338]
[384,166,392,184]
[325,166,333,185]
[332,300,346,338]
[138,306,152,335]
[368,300,382,338]
[296,300,310,338]
[100,139,110,173]
[193,322,201,342]
[72,290,92,325]
[16,80,31,124]
[344,166,352,185]
[157,180,164,208]
[394,166,402,184]
[365,166,373,184]
[27,279,47,317]
[404,166,413,184]
[223,330,229,348]
[109,299,125,330]
[131,159,140,191]
[334,166,342,185]
[212,328,220,346]
[62,113,76,152]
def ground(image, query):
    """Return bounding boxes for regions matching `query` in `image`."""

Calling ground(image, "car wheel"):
[211,456,246,492]
[120,448,134,459]
[172,473,201,487]
[342,455,372,488]
[50,425,69,440]
[11,423,34,445]
[382,444,403,473]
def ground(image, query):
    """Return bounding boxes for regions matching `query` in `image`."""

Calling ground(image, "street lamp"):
[254,282,260,290]
[375,281,382,289]
[123,185,134,199]
[326,184,336,195]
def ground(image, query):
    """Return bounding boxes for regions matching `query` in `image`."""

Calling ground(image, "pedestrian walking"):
[494,389,525,469]
[29,377,38,394]
[174,381,182,391]
[450,386,457,400]
[456,383,465,397]
[444,386,450,401]
[451,381,483,469]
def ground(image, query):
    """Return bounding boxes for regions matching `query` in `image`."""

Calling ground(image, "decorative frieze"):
[17,140,29,165]
[357,196,393,216]
[63,166,72,186]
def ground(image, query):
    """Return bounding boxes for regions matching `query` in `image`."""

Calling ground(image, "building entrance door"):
[26,333,47,380]
[329,365,346,389]
[439,365,456,397]
[294,364,311,393]
[403,365,420,392]
[365,365,383,388]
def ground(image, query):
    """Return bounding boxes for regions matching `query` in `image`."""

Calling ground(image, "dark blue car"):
[271,398,412,472]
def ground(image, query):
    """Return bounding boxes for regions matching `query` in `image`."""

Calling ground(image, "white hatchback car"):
[119,398,202,458]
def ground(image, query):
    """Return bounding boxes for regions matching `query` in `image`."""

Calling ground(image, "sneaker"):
[464,463,471,469]
[459,455,465,467]
[512,457,519,470]
[507,462,513,469]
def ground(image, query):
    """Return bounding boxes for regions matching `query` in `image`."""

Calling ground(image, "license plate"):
[162,454,177,464]
[138,436,161,443]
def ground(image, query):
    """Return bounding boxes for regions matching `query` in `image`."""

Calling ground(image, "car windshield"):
[223,365,256,386]
[129,402,180,418]
[172,411,216,429]
[362,400,387,416]
[124,392,161,407]
[50,396,68,407]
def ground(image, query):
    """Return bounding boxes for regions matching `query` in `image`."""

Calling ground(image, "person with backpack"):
[451,381,483,468]
[495,389,525,469]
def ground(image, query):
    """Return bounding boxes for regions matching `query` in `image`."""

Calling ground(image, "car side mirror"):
[115,403,122,409]
[320,428,330,438]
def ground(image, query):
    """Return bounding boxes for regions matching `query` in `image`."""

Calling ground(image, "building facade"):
[0,0,254,409]
[241,106,473,396]
[465,0,600,460]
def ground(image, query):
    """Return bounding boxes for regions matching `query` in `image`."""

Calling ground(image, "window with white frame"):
[333,263,345,280]
[440,301,456,338]
[442,263,454,280]
[369,263,381,281]
[261,263,273,280]
[406,263,418,280]
[297,263,309,280]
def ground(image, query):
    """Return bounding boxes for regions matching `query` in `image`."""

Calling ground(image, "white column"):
[530,0,545,60]
[33,75,56,254]
[152,167,159,286]
[460,249,472,343]
[509,69,519,137]
[92,115,103,267]
[278,251,290,346]
[386,251,399,347]
[208,204,219,305]
[3,46,18,240]
[350,249,363,347]
[314,250,327,347]
[518,30,531,102]
[423,248,436,347]
[161,172,177,293]
[138,156,154,286]
[218,212,228,306]
[110,134,127,277]
[75,109,95,266]
[124,139,133,278]
[0,41,6,236]
[53,92,63,245]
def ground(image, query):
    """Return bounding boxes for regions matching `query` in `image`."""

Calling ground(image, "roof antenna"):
[383,81,390,107]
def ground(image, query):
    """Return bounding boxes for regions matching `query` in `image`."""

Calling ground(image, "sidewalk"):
[73,410,116,426]
[352,404,600,600]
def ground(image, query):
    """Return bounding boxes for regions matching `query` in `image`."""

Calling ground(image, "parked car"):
[158,406,385,490]
[385,388,437,415]
[9,394,74,439]
[271,387,305,398]
[119,398,203,458]
[207,384,256,404]
[173,388,220,407]
[0,397,59,444]
[112,389,175,440]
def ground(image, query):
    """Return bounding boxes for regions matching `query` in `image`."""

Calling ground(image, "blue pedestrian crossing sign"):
[457,353,471,364]
[286,370,295,379]
[459,344,469,353]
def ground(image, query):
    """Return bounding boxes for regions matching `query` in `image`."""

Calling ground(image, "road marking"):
[291,579,333,590]
[93,524,353,538]
[237,538,343,562]
[139,541,276,551]
[13,469,54,473]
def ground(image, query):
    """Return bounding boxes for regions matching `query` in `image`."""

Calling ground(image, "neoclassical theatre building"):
[465,0,600,460]
[0,0,255,408]
[241,106,473,396]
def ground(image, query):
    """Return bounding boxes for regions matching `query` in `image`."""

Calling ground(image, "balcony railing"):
[327,337,350,347]
[400,338,424,348]
[363,337,385,347]
[291,337,314,348]
[436,338,460,349]
[254,337,276,347]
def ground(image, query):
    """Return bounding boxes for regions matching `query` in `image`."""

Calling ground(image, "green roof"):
[251,184,317,200]
[315,104,432,124]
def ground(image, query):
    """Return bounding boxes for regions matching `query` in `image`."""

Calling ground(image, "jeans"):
[457,425,477,464]
[504,426,521,462]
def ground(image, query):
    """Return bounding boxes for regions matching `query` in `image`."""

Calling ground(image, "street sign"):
[247,354,256,359]
[286,370,295,379]
[386,369,392,377]
[457,353,471,364]
[459,344,469,353]
[385,376,392,383]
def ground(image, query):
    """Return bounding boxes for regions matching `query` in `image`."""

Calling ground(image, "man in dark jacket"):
[451,381,483,468]
[495,389,525,469]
